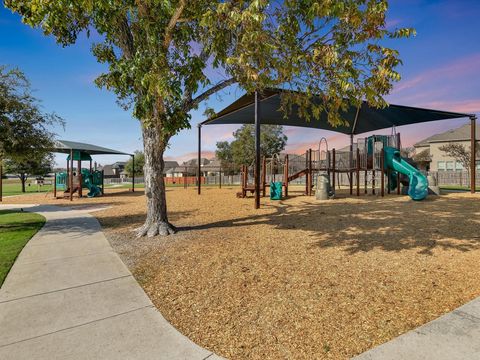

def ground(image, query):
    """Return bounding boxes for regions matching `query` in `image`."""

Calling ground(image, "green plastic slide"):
[383,147,428,201]
[81,169,102,198]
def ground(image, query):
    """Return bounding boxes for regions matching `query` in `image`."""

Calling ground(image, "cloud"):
[392,53,480,94]
[385,18,402,29]
[419,99,480,114]
[165,150,216,163]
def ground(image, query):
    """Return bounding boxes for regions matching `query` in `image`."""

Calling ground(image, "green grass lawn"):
[440,185,480,191]
[1,181,53,196]
[0,210,45,286]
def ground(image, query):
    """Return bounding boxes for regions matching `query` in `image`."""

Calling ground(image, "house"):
[164,158,226,177]
[414,122,480,172]
[98,161,126,178]
[164,161,179,174]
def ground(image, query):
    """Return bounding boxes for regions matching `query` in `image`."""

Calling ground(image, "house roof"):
[414,122,480,147]
[53,140,132,156]
[164,161,179,169]
[111,162,126,169]
[201,88,473,135]
[98,164,114,176]
[182,158,210,166]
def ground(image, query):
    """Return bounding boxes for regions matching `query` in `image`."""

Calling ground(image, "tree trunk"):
[21,174,26,193]
[135,125,176,237]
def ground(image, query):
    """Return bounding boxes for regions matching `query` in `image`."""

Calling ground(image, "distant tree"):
[400,147,415,158]
[439,143,473,175]
[7,0,414,236]
[216,125,287,169]
[125,150,145,177]
[412,148,432,170]
[0,66,63,180]
[215,141,235,174]
[4,153,54,193]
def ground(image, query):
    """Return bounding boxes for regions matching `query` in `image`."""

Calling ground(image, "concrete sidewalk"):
[354,297,480,360]
[0,204,220,360]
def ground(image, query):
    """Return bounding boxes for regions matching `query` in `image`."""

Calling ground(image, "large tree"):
[216,124,287,169]
[6,0,414,236]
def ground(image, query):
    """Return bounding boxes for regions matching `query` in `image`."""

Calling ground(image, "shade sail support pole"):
[197,124,202,195]
[132,155,135,192]
[254,91,261,209]
[471,116,477,193]
[70,149,73,201]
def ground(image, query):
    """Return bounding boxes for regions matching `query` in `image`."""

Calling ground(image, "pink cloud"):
[392,53,480,94]
[165,150,216,163]
[419,99,480,114]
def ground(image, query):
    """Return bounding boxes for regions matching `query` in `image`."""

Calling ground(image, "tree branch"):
[185,78,237,111]
[164,0,186,49]
[117,15,135,59]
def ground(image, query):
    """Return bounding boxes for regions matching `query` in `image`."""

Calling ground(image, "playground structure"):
[54,151,104,199]
[51,140,134,201]
[237,133,429,201]
[198,88,476,208]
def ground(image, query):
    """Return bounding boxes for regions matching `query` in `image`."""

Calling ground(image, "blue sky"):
[1,0,479,166]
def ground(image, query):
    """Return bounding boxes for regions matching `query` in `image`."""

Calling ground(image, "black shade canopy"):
[201,89,473,135]
[53,140,132,156]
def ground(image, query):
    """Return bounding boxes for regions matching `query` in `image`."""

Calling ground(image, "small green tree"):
[439,143,474,176]
[215,141,235,174]
[0,66,62,160]
[216,125,287,169]
[412,148,432,170]
[0,66,63,197]
[6,1,414,236]
[125,150,145,177]
[4,153,54,193]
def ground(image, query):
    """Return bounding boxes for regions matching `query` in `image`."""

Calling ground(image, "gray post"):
[254,91,261,209]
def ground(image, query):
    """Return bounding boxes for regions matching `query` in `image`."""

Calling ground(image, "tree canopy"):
[0,66,62,160]
[439,143,477,174]
[216,125,287,169]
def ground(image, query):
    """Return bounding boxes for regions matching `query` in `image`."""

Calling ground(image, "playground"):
[3,185,480,359]
[1,88,479,359]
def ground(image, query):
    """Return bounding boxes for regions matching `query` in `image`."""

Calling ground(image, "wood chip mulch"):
[6,187,480,359]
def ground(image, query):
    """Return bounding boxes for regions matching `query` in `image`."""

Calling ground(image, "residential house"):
[414,122,480,172]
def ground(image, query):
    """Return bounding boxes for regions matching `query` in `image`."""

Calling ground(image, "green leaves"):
[6,0,414,140]
[216,124,288,168]
[0,66,63,170]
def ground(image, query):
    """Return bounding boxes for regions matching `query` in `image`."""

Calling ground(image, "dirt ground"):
[4,187,480,359]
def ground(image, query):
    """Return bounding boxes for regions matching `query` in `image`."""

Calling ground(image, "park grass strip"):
[0,210,45,286]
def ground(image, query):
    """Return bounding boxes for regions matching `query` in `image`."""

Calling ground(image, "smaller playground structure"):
[51,140,135,201]
[54,153,104,199]
[237,133,428,201]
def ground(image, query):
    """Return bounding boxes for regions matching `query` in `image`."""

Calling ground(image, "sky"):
[1,0,479,166]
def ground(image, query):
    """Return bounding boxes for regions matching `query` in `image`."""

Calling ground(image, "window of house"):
[455,162,464,171]
[476,160,480,170]
[446,161,454,171]
[437,161,446,171]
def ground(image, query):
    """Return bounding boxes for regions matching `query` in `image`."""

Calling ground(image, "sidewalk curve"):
[0,204,223,360]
